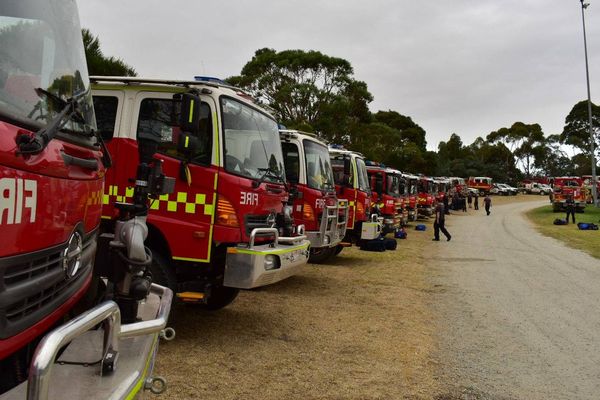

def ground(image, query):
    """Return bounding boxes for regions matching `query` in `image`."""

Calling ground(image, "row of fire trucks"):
[0,1,471,397]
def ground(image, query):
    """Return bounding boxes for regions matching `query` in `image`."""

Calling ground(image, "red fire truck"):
[92,77,310,309]
[366,162,403,234]
[401,172,419,222]
[1,1,173,398]
[552,176,586,212]
[417,176,436,217]
[279,130,348,263]
[468,176,493,195]
[329,147,380,249]
[433,177,450,204]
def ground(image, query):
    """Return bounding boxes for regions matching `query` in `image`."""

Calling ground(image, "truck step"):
[176,291,206,302]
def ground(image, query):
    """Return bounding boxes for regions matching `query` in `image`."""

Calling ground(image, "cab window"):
[93,95,118,140]
[282,142,300,184]
[136,98,212,165]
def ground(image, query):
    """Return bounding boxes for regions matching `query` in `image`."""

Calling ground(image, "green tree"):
[487,122,547,177]
[373,110,427,151]
[227,48,372,141]
[82,29,136,76]
[560,100,600,159]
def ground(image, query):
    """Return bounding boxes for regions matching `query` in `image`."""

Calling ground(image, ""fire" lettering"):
[0,178,37,225]
[240,192,259,206]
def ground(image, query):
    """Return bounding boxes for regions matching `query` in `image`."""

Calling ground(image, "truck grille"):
[0,230,96,340]
[245,214,273,236]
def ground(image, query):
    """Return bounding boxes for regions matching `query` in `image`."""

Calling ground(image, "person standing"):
[484,194,492,215]
[467,191,473,208]
[443,193,450,215]
[433,201,451,241]
[565,194,576,224]
[473,192,479,210]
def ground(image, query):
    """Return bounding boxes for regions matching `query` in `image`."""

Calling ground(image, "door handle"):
[61,151,99,171]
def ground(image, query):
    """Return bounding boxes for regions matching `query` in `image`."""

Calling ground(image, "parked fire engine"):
[416,176,436,217]
[448,177,467,197]
[467,176,493,195]
[552,176,586,212]
[366,161,403,234]
[279,130,347,263]
[1,1,173,398]
[433,177,450,204]
[329,146,381,248]
[92,77,310,309]
[401,172,419,221]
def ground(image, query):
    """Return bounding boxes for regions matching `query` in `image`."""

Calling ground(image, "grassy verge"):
[526,204,600,259]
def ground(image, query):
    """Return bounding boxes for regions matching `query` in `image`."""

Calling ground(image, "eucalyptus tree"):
[82,29,136,77]
[561,100,600,159]
[487,122,546,177]
[227,48,372,142]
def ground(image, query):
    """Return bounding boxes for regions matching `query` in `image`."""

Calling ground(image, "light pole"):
[579,0,598,206]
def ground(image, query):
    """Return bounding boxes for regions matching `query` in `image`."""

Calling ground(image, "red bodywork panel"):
[0,122,104,255]
[291,184,335,231]
[102,138,287,262]
[0,121,104,357]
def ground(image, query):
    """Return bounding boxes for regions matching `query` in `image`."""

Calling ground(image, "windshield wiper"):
[252,167,286,188]
[16,89,87,155]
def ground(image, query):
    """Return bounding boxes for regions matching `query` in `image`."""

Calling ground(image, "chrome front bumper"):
[224,228,310,289]
[306,200,349,249]
[2,284,174,400]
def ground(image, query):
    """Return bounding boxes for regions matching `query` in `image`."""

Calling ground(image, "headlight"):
[323,235,330,245]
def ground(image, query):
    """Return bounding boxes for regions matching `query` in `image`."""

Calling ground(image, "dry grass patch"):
[155,221,443,399]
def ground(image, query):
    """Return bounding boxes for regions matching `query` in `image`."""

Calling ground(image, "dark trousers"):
[485,204,490,215]
[434,221,451,240]
[474,201,479,210]
[566,209,575,223]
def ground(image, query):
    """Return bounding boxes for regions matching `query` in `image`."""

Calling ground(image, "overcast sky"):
[78,1,600,151]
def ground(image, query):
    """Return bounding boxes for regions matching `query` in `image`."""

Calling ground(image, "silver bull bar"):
[306,199,349,249]
[224,227,310,289]
[25,284,173,400]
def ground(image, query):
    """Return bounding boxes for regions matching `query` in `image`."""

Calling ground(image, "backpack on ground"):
[383,238,397,250]
[553,218,567,225]
[577,222,599,230]
[415,224,427,231]
[360,237,387,252]
[395,229,407,239]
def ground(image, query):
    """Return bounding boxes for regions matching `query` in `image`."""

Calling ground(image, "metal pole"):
[580,0,598,206]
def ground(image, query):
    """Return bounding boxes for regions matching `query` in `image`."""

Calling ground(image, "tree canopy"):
[82,29,137,77]
[560,100,600,158]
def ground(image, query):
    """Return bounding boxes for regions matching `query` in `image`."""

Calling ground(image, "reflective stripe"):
[103,185,213,215]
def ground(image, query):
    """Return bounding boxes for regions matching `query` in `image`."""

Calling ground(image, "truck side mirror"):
[178,92,201,133]
[177,133,201,159]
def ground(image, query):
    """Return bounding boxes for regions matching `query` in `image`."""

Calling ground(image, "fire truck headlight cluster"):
[264,254,281,271]
[323,235,330,245]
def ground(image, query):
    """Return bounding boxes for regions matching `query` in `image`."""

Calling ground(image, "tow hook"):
[145,376,167,394]
[160,327,176,341]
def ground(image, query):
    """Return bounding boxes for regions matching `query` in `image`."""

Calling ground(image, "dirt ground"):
[154,194,548,400]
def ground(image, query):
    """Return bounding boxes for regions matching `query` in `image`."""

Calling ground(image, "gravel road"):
[430,199,600,399]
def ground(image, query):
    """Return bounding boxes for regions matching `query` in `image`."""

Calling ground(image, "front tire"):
[197,285,239,310]
[309,247,334,263]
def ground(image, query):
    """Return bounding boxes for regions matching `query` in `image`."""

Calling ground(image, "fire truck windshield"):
[222,97,285,183]
[0,0,95,133]
[355,158,370,193]
[387,174,401,197]
[303,139,334,191]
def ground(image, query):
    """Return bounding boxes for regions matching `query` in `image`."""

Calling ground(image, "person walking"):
[467,191,473,208]
[433,201,451,241]
[484,194,492,215]
[565,194,576,224]
[461,195,467,212]
[473,192,479,210]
